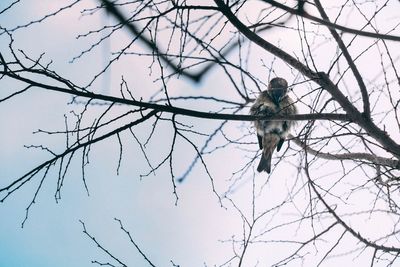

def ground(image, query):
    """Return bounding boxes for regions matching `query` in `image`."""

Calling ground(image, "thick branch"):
[214,0,400,158]
[261,0,400,42]
[2,71,351,123]
[291,135,400,169]
[314,0,370,118]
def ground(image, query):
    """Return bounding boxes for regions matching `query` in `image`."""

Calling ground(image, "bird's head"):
[268,77,288,104]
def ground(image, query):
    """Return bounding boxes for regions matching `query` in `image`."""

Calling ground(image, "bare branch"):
[291,135,400,169]
[260,0,400,42]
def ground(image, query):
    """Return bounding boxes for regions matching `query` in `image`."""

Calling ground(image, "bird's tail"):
[257,134,279,173]
[257,154,271,173]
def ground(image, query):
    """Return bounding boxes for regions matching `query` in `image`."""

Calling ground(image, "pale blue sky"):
[1,1,400,266]
[0,1,246,266]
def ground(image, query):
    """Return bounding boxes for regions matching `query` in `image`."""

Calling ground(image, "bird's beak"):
[270,88,285,104]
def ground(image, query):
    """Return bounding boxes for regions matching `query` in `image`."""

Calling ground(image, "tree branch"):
[0,110,158,200]
[291,135,400,169]
[313,0,370,118]
[306,164,400,254]
[1,69,351,122]
[99,0,232,83]
[214,0,400,158]
[260,0,400,42]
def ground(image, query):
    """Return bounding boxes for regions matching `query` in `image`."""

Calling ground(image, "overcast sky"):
[0,1,253,266]
[1,1,400,266]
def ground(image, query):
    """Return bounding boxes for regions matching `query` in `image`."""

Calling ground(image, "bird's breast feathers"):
[252,95,295,137]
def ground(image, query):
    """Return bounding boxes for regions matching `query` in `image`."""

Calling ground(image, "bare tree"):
[1,0,400,266]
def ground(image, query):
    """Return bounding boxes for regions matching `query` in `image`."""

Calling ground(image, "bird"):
[250,77,297,173]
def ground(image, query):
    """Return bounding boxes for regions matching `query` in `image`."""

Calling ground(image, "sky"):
[0,1,251,266]
[1,0,400,267]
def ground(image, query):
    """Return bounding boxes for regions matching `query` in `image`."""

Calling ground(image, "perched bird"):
[250,77,297,173]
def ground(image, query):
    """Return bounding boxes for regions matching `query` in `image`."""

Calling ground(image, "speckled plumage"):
[250,78,297,173]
